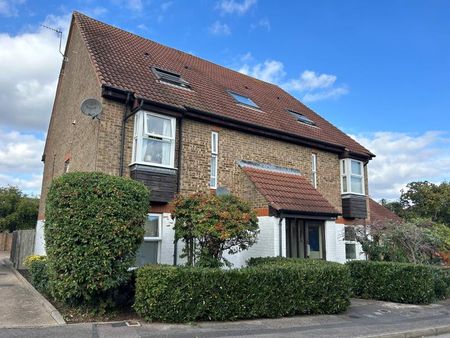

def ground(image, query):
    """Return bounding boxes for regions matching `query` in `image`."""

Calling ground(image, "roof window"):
[152,67,190,88]
[228,91,259,109]
[287,110,316,126]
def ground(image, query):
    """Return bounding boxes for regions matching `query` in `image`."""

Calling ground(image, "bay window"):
[132,111,176,168]
[340,159,364,194]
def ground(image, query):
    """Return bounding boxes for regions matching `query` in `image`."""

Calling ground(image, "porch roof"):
[240,161,339,216]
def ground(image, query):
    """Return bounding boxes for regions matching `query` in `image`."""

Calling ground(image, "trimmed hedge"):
[134,262,352,322]
[347,260,450,304]
[24,255,49,294]
[247,256,331,267]
[44,172,150,306]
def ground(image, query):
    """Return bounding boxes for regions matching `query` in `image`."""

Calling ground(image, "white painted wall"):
[223,216,280,268]
[34,220,46,255]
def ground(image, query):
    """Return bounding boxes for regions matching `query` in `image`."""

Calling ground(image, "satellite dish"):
[80,98,102,119]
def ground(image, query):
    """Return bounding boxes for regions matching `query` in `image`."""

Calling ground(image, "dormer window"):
[228,91,259,109]
[152,67,190,88]
[288,110,316,126]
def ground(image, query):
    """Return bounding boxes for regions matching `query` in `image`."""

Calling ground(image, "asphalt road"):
[0,299,449,337]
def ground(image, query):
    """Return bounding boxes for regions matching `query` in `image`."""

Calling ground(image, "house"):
[35,12,378,266]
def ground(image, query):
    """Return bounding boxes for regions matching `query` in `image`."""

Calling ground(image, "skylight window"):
[229,91,259,109]
[152,67,190,88]
[287,110,316,126]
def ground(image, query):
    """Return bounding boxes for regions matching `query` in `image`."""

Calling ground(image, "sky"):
[0,0,449,200]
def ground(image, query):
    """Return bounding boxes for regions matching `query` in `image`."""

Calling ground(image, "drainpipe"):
[173,117,183,266]
[119,92,132,177]
[279,217,283,257]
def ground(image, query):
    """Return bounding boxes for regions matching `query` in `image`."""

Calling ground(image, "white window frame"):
[131,110,176,169]
[340,159,365,195]
[139,213,163,265]
[344,226,358,260]
[210,131,219,189]
[311,153,317,188]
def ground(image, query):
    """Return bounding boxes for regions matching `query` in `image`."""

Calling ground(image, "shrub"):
[24,255,49,293]
[347,260,450,304]
[172,192,259,267]
[134,262,351,322]
[44,172,149,308]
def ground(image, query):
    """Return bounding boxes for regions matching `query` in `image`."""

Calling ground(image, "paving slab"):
[0,251,62,328]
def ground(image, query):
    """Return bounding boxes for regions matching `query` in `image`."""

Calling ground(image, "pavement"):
[0,250,449,337]
[0,251,64,328]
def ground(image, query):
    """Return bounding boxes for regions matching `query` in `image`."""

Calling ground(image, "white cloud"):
[239,60,285,83]
[250,18,270,31]
[0,14,70,132]
[209,21,231,36]
[237,55,348,102]
[0,130,45,195]
[352,131,450,200]
[127,0,143,11]
[217,0,256,15]
[0,0,25,17]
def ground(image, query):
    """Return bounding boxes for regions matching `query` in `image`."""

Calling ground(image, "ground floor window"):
[285,219,325,259]
[135,213,162,266]
[344,226,358,260]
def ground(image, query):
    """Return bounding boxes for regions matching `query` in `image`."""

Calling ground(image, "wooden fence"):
[0,232,13,252]
[10,229,36,269]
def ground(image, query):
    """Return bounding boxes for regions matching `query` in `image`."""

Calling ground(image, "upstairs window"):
[311,153,317,188]
[228,91,259,109]
[288,110,316,126]
[210,132,218,189]
[152,67,190,88]
[132,111,176,168]
[340,159,364,194]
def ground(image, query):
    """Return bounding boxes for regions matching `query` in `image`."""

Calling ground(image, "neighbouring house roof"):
[72,12,374,159]
[369,198,402,224]
[240,161,339,216]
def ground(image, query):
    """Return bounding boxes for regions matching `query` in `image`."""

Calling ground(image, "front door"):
[286,219,325,259]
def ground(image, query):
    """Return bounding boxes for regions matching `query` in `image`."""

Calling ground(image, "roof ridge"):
[72,11,281,89]
[238,160,302,175]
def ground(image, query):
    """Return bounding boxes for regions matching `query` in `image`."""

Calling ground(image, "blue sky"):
[0,0,449,199]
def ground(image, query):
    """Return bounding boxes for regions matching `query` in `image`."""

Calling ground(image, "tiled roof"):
[73,12,374,158]
[369,198,403,224]
[241,162,339,215]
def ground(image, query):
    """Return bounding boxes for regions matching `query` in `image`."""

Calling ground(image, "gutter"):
[101,85,374,160]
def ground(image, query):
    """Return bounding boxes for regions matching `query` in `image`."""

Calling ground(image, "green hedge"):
[44,172,149,306]
[134,262,352,322]
[347,260,450,304]
[247,256,331,267]
[24,256,49,294]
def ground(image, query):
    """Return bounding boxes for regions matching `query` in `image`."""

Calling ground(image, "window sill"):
[129,162,178,170]
[341,192,366,197]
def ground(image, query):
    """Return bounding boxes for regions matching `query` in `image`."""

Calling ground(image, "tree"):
[0,186,39,232]
[400,181,450,225]
[172,192,259,267]
[380,198,405,218]
[356,218,445,264]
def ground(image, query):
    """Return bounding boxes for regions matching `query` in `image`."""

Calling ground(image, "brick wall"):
[180,119,343,212]
[38,21,102,219]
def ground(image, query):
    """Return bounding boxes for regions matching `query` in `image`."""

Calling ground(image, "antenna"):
[41,24,64,57]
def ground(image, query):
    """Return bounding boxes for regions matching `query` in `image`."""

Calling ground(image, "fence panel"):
[9,230,36,269]
[0,232,13,252]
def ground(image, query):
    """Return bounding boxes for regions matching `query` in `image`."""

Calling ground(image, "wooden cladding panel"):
[342,194,367,219]
[130,165,177,203]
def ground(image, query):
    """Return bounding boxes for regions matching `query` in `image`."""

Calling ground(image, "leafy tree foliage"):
[400,181,450,225]
[0,186,39,232]
[356,218,448,264]
[172,192,259,267]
